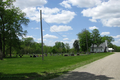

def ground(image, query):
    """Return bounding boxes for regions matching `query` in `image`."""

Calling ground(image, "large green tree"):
[91,29,102,52]
[77,29,92,52]
[0,0,29,57]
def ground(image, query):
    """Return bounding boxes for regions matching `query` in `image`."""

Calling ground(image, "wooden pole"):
[40,10,44,60]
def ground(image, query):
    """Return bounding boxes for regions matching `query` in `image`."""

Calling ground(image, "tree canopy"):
[0,0,29,57]
[77,29,92,52]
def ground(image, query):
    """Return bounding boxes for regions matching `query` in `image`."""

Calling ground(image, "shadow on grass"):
[0,71,68,80]
[0,71,114,80]
[51,72,114,80]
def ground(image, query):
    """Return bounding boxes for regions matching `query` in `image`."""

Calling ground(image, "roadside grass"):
[0,52,113,80]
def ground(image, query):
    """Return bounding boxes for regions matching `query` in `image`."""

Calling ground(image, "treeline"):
[73,29,120,53]
[17,37,70,55]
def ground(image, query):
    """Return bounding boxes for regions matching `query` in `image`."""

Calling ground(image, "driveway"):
[51,52,120,80]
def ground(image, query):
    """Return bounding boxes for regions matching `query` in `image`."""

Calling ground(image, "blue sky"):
[13,0,120,48]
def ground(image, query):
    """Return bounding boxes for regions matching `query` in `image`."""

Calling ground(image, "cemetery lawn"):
[0,52,113,80]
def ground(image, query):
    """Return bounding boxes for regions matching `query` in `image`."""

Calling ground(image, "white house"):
[90,40,108,53]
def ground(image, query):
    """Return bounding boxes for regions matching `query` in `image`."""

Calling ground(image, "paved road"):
[51,52,120,80]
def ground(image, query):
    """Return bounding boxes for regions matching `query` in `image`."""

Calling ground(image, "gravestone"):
[30,55,32,57]
[64,54,69,56]
[71,53,74,56]
[33,55,36,57]
[19,54,23,58]
[77,53,80,56]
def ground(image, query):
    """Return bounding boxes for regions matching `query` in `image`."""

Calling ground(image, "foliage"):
[91,29,102,52]
[101,35,114,47]
[65,43,70,53]
[77,29,92,52]
[0,0,29,57]
[73,40,79,52]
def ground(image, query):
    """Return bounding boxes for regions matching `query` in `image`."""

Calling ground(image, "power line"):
[42,19,75,47]
[43,19,64,38]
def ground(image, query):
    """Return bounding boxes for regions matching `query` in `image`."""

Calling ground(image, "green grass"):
[0,52,113,80]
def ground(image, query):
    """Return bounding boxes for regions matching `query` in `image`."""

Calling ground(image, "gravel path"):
[51,52,120,80]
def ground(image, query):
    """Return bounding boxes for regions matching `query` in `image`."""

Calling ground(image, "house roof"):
[91,42,106,48]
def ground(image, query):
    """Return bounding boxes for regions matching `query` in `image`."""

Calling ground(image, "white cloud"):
[50,25,73,32]
[63,35,67,37]
[43,34,58,39]
[14,0,47,9]
[101,32,110,35]
[89,26,98,30]
[43,10,76,24]
[62,39,75,48]
[112,35,120,38]
[60,1,71,8]
[89,18,97,22]
[22,7,76,24]
[23,35,36,40]
[60,0,101,8]
[112,39,120,46]
[81,0,120,27]
[63,38,69,40]
[37,38,46,42]
[35,27,40,29]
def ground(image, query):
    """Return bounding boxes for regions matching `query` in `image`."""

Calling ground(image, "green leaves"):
[73,40,79,52]
[77,29,92,52]
[0,0,29,57]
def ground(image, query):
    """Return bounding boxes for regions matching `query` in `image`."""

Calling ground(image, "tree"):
[77,29,92,52]
[101,35,114,47]
[65,43,70,53]
[73,40,79,52]
[52,46,57,54]
[91,29,102,53]
[54,42,65,53]
[0,0,29,57]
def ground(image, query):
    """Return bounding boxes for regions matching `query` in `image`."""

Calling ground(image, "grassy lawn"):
[0,52,113,80]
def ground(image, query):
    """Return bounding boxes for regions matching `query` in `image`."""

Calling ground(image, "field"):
[0,52,113,80]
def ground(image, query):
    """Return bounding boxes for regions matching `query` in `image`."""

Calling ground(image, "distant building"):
[90,40,108,53]
[108,48,114,52]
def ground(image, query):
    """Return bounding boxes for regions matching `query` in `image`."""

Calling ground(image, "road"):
[51,52,120,80]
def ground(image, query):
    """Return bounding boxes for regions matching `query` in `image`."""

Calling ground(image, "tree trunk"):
[0,34,3,60]
[10,44,12,57]
[1,15,6,58]
[3,36,5,57]
[10,32,12,57]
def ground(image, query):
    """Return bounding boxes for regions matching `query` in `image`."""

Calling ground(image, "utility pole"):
[40,10,44,60]
[85,29,88,54]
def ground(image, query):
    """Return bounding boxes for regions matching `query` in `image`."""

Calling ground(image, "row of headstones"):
[29,53,81,57]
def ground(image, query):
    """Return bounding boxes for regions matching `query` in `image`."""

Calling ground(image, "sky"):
[13,0,120,48]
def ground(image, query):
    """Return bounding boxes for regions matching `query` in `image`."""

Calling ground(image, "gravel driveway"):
[51,52,120,80]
